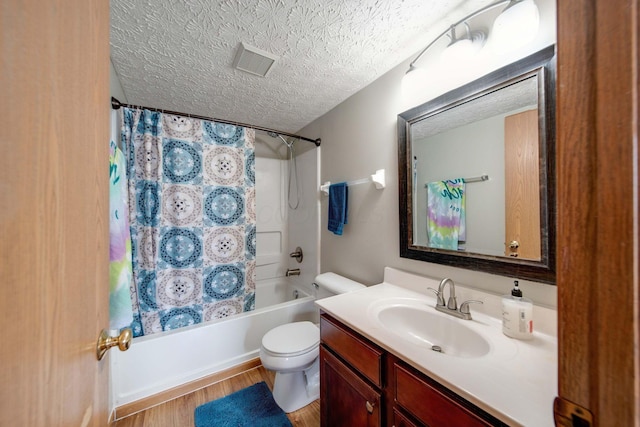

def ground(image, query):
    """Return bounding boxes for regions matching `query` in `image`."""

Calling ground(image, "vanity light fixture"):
[440,23,486,64]
[403,0,540,82]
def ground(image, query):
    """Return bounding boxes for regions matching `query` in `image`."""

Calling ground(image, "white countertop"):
[315,269,558,427]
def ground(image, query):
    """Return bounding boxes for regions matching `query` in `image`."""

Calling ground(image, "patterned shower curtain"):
[121,108,256,337]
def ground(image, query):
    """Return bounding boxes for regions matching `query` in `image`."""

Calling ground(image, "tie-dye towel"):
[427,179,466,250]
[109,141,134,330]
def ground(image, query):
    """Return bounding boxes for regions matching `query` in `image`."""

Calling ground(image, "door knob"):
[509,240,520,250]
[96,328,132,361]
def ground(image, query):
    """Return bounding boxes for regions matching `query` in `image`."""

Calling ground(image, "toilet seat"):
[261,321,319,357]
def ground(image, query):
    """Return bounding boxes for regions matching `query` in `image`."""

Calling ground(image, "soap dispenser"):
[502,280,533,340]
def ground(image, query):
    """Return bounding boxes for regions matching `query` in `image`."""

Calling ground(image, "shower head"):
[268,131,292,148]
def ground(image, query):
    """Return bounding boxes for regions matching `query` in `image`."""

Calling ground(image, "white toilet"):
[259,272,365,413]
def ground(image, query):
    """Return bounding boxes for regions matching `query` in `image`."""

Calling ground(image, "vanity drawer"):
[320,313,384,387]
[395,363,498,427]
[393,408,421,427]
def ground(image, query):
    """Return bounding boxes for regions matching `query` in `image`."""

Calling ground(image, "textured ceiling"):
[413,75,538,141]
[110,0,491,134]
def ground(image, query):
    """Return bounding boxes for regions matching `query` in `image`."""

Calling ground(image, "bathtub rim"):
[130,281,313,344]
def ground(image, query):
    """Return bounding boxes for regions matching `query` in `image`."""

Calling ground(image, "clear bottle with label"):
[502,280,533,340]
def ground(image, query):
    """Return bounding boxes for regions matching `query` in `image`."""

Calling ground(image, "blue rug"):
[194,381,292,427]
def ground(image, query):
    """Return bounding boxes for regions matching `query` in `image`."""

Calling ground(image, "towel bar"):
[424,174,489,187]
[320,169,386,195]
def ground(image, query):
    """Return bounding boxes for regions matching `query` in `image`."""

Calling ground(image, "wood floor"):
[113,366,320,427]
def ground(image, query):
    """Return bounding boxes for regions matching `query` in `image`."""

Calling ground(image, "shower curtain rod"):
[110,97,321,147]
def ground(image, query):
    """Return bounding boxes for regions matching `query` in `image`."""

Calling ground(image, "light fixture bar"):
[407,0,512,69]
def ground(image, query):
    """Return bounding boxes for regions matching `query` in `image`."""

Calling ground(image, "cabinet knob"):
[365,401,374,413]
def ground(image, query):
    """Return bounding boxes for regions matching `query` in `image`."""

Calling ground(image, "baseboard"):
[114,357,262,420]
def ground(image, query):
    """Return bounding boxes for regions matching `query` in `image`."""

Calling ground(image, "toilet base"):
[271,359,320,413]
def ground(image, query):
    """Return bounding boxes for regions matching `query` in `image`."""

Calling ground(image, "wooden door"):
[0,1,111,426]
[556,0,639,425]
[504,109,541,260]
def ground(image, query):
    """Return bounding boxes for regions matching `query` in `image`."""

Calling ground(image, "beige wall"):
[299,0,558,307]
[110,57,128,103]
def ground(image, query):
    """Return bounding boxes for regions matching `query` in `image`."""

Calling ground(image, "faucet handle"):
[427,288,445,306]
[459,300,483,316]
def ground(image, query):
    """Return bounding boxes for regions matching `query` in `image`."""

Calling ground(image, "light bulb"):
[441,39,476,63]
[440,30,485,66]
[490,0,540,53]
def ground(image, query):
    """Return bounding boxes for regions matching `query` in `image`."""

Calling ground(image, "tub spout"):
[286,268,301,277]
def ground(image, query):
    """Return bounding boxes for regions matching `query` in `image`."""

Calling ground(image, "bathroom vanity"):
[316,267,557,427]
[320,313,507,426]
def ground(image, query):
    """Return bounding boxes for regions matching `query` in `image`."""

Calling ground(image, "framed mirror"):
[398,46,556,284]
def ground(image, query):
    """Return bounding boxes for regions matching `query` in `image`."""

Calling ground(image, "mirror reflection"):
[397,47,556,284]
[411,76,539,259]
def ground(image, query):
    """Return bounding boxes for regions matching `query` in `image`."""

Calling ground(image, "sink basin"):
[375,304,491,358]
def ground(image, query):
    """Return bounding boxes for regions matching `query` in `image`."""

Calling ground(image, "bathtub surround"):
[121,107,257,336]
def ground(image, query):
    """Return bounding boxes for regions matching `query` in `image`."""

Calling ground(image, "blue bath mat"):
[194,381,292,427]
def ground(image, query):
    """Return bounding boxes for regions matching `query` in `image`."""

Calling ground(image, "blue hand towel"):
[328,182,348,235]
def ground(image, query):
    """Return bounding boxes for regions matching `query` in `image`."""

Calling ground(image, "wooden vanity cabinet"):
[319,313,384,427]
[320,312,508,427]
[320,346,382,427]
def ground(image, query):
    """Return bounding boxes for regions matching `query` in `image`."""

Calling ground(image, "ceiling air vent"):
[232,42,278,77]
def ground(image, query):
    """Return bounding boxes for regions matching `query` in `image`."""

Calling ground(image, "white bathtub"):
[111,278,316,408]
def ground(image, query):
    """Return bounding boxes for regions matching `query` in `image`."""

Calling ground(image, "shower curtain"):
[121,107,256,337]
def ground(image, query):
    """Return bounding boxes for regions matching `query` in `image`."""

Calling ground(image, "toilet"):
[259,272,365,413]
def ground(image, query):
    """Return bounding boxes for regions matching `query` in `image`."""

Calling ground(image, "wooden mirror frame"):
[397,46,556,284]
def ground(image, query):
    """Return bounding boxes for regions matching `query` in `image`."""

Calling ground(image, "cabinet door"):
[320,346,381,427]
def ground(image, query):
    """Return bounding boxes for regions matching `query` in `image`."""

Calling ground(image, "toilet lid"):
[262,321,319,356]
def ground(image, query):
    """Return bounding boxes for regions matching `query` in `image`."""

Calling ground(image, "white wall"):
[299,0,557,307]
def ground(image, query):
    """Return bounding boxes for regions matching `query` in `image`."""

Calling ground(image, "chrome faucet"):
[285,268,301,277]
[428,278,483,320]
[439,278,457,310]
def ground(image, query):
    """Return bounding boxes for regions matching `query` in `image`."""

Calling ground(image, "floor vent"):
[232,42,278,77]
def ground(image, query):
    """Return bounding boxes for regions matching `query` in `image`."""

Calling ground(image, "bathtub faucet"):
[286,268,301,277]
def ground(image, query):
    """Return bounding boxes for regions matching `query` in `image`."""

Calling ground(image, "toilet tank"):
[313,272,366,299]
